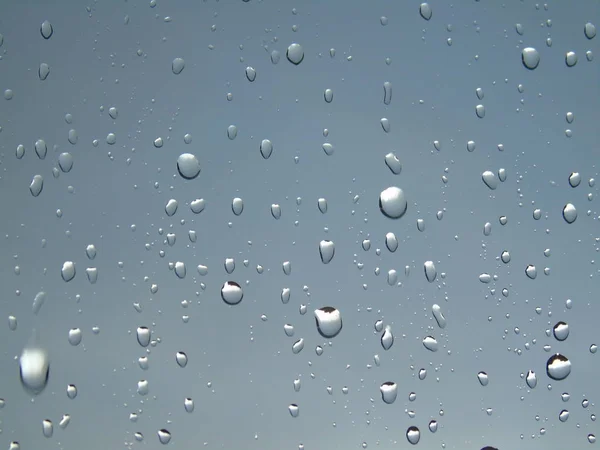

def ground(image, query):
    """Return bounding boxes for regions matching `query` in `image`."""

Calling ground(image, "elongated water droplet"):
[384,152,402,175]
[314,307,342,338]
[475,104,485,118]
[38,63,50,80]
[546,354,571,380]
[424,261,437,282]
[423,336,438,352]
[221,281,243,305]
[137,327,150,347]
[467,140,476,152]
[59,414,70,429]
[522,47,540,69]
[477,371,489,386]
[553,322,569,341]
[379,187,407,219]
[260,139,273,159]
[19,344,50,395]
[286,43,304,65]
[283,261,291,275]
[562,203,577,223]
[227,125,238,140]
[319,240,335,264]
[184,398,194,412]
[281,288,291,304]
[176,351,188,368]
[565,51,578,67]
[292,338,304,354]
[67,384,77,399]
[406,426,420,445]
[419,3,432,20]
[40,20,53,39]
[317,198,328,213]
[158,429,171,445]
[482,171,497,190]
[232,198,244,216]
[383,81,392,105]
[284,324,295,337]
[385,233,398,252]
[525,370,537,388]
[381,326,394,350]
[61,261,76,282]
[42,419,53,438]
[245,66,256,82]
[172,58,185,74]
[288,404,299,417]
[68,328,82,346]
[29,175,44,197]
[32,291,47,315]
[429,420,438,433]
[374,320,383,332]
[322,143,334,155]
[479,273,491,283]
[559,409,569,422]
[176,153,200,180]
[380,118,390,132]
[324,89,333,103]
[432,304,446,328]
[271,204,281,219]
[380,382,398,404]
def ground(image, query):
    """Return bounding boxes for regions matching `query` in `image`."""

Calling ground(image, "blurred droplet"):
[42,419,53,438]
[584,22,597,39]
[324,89,333,103]
[245,66,256,82]
[158,429,171,445]
[318,198,328,214]
[383,81,392,105]
[227,125,238,140]
[423,336,438,352]
[67,384,77,399]
[271,204,281,219]
[432,304,446,328]
[172,58,185,74]
[176,351,188,368]
[38,63,50,80]
[475,104,485,118]
[381,326,394,350]
[40,20,53,39]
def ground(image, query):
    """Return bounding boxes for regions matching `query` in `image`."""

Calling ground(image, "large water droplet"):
[423,336,438,352]
[381,326,394,350]
[559,409,569,422]
[288,404,299,417]
[565,51,578,67]
[177,153,200,180]
[546,354,571,381]
[190,199,206,214]
[432,304,446,328]
[260,139,273,159]
[40,20,53,39]
[281,288,291,304]
[319,240,335,264]
[68,328,82,346]
[384,152,402,175]
[385,233,398,252]
[324,89,333,103]
[184,398,194,412]
[419,3,432,20]
[482,171,498,190]
[61,261,76,282]
[58,152,74,173]
[19,344,49,395]
[380,382,398,404]
[562,203,577,223]
[176,351,188,368]
[475,104,486,118]
[172,58,185,74]
[379,187,407,219]
[525,264,537,279]
[245,66,256,82]
[29,175,44,197]
[380,118,391,132]
[428,420,438,433]
[322,143,334,155]
[553,321,569,341]
[568,172,581,187]
[158,429,171,445]
[137,327,150,347]
[317,198,328,214]
[584,22,597,39]
[522,47,540,70]
[271,204,281,219]
[525,370,537,389]
[424,261,437,282]
[477,371,489,386]
[42,419,53,438]
[67,384,77,399]
[221,281,243,305]
[174,261,186,279]
[314,307,342,338]
[286,43,304,65]
[232,198,244,216]
[406,426,421,445]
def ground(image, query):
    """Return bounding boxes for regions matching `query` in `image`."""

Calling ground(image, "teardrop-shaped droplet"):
[522,47,540,70]
[221,281,243,305]
[19,344,50,395]
[406,426,421,445]
[67,384,77,399]
[137,327,151,347]
[423,336,438,352]
[568,172,581,187]
[286,43,304,65]
[68,328,82,346]
[317,198,328,213]
[431,304,446,328]
[34,139,47,159]
[380,382,398,404]
[381,326,394,350]
[29,175,44,197]
[282,261,292,275]
[477,371,489,386]
[61,261,76,282]
[40,20,53,39]
[424,261,437,282]
[245,66,256,82]
[319,240,335,264]
[553,321,569,341]
[176,153,200,180]
[232,198,244,216]
[314,307,342,338]
[385,233,398,252]
[380,117,391,133]
[172,58,185,75]
[322,142,334,155]
[260,139,273,159]
[58,152,74,173]
[271,204,281,219]
[384,152,402,175]
[546,354,571,380]
[175,351,188,368]
[379,187,407,219]
[482,171,498,190]
[562,203,577,223]
[526,370,537,389]
[419,3,432,20]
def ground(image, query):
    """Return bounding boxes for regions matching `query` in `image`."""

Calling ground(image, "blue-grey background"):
[0,0,598,449]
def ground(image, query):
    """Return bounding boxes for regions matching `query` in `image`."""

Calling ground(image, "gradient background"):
[0,0,599,449]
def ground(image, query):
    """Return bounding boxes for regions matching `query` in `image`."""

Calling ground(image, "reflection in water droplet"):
[19,345,50,395]
[568,172,580,187]
[546,354,571,380]
[419,3,432,20]
[383,82,392,105]
[59,414,71,429]
[221,281,243,305]
[380,382,398,404]
[29,175,44,197]
[424,261,437,282]
[35,139,47,159]
[562,203,577,223]
[40,20,53,39]
[288,404,299,417]
[553,322,569,341]
[61,261,76,282]
[477,371,489,386]
[565,51,578,67]
[137,327,150,347]
[385,233,398,252]
[177,153,201,180]
[68,328,82,346]
[284,324,295,337]
[314,307,342,338]
[158,429,171,445]
[319,240,335,264]
[42,419,53,438]
[525,370,537,389]
[381,326,394,350]
[174,261,186,279]
[232,198,244,216]
[384,152,402,174]
[379,187,407,219]
[423,336,438,352]
[260,139,273,159]
[283,261,292,275]
[172,58,185,74]
[406,426,421,445]
[522,47,540,70]
[176,351,188,368]
[286,43,304,65]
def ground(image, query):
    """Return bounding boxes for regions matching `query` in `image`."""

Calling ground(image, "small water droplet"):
[286,43,304,65]
[428,420,438,433]
[172,58,185,74]
[281,288,291,304]
[559,409,569,422]
[584,22,597,39]
[288,404,300,417]
[319,240,335,264]
[221,281,243,305]
[380,118,391,132]
[477,371,489,386]
[467,140,476,152]
[476,104,486,118]
[283,261,292,275]
[40,20,53,39]
[562,203,577,223]
[292,338,304,354]
[314,307,342,338]
[482,171,498,190]
[317,198,328,214]
[383,81,392,105]
[322,143,334,155]
[424,261,437,282]
[260,139,273,159]
[522,47,540,70]
[137,327,150,347]
[165,199,178,217]
[67,384,77,399]
[58,153,74,173]
[190,199,206,214]
[546,354,571,380]
[432,304,446,328]
[232,198,244,216]
[42,419,53,438]
[271,204,281,219]
[61,261,76,282]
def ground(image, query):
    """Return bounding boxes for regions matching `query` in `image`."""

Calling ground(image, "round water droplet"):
[424,261,437,282]
[324,88,333,103]
[591,344,598,354]
[546,354,571,381]
[286,43,304,65]
[172,58,185,74]
[176,351,188,368]
[227,125,238,140]
[525,265,537,279]
[432,304,446,328]
[221,281,243,305]
[245,66,256,82]
[522,47,540,70]
[482,171,498,190]
[68,328,82,346]
[232,198,244,216]
[40,20,53,39]
[190,198,206,214]
[61,261,76,282]
[383,81,392,105]
[379,187,407,219]
[384,152,402,174]
[562,203,577,223]
[553,321,569,341]
[406,426,421,445]
[158,429,171,445]
[260,139,273,159]
[322,143,334,155]
[381,326,394,350]
[380,382,398,404]
[38,63,50,80]
[29,175,44,197]
[319,240,335,264]
[565,51,578,67]
[476,104,486,118]
[419,3,432,20]
[314,306,342,338]
[423,336,438,352]
[584,22,597,39]
[176,153,200,180]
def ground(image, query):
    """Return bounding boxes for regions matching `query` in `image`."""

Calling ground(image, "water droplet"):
[419,3,432,20]
[588,434,597,444]
[174,261,186,279]
[324,89,333,103]
[515,23,524,35]
[482,171,498,190]
[522,47,540,70]
[284,324,295,337]
[270,50,280,64]
[38,63,50,80]
[591,344,598,354]
[106,133,116,145]
[379,187,407,219]
[374,320,383,332]
[479,273,492,283]
[286,404,300,417]
[383,81,392,105]
[19,343,49,395]
[61,261,76,282]
[562,203,577,223]
[406,426,421,445]
[292,338,304,354]
[34,139,47,159]
[172,58,185,74]
[68,328,82,346]
[525,370,537,389]
[387,270,398,285]
[525,265,537,279]
[381,326,394,350]
[137,327,150,347]
[227,125,238,140]
[558,409,569,422]
[467,140,476,152]
[476,104,486,118]
[158,429,171,445]
[260,139,273,159]
[314,307,342,338]
[221,281,243,305]
[433,140,442,151]
[190,199,206,214]
[29,175,44,197]
[553,321,569,341]
[423,336,439,352]
[283,261,292,275]
[432,304,446,328]
[565,51,578,67]
[380,382,398,404]
[42,419,53,438]
[286,43,304,65]
[165,199,178,216]
[8,315,17,330]
[318,198,328,213]
[546,354,571,380]
[566,112,575,124]
[584,22,597,39]
[319,240,335,264]
[281,288,291,304]
[428,420,438,433]
[383,233,397,253]
[384,152,402,174]
[271,204,281,219]
[40,20,53,39]
[245,66,256,82]
[418,369,427,380]
[232,198,244,216]
[424,261,437,282]
[176,351,188,368]
[176,153,200,180]
[67,384,77,399]
[183,398,194,413]
[322,143,334,155]
[380,118,391,132]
